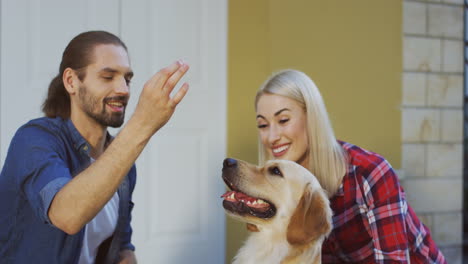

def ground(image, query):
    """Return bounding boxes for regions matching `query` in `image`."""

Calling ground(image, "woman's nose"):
[268,125,281,144]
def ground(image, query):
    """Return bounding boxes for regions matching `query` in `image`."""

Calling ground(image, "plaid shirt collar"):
[335,183,344,196]
[334,164,356,197]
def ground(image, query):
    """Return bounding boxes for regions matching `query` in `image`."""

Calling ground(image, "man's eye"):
[102,76,113,81]
[269,166,283,177]
[257,124,267,129]
[125,78,131,85]
[279,119,289,124]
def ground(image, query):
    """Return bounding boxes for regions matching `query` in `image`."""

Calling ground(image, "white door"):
[0,1,227,263]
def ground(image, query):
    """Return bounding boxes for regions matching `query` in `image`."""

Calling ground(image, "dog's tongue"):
[221,190,270,210]
[221,191,234,199]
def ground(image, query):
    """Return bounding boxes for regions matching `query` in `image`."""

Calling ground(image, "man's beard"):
[78,84,128,128]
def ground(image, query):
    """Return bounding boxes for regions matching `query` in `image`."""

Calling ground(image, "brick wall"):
[402,0,464,262]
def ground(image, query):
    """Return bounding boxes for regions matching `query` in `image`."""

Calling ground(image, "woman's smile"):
[271,143,290,157]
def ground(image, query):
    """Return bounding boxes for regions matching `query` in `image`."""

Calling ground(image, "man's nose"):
[115,77,129,94]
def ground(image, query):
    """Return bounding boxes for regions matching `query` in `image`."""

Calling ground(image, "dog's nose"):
[223,158,237,168]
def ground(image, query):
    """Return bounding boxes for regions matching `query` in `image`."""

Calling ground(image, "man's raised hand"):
[132,60,190,136]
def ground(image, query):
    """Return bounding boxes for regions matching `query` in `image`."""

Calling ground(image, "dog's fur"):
[221,159,332,264]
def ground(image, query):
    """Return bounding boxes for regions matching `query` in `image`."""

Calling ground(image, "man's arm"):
[48,61,189,234]
[118,249,137,264]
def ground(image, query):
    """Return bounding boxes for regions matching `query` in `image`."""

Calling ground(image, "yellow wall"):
[227,0,402,262]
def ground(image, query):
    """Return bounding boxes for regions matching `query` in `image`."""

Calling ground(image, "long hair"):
[255,70,347,196]
[42,30,127,119]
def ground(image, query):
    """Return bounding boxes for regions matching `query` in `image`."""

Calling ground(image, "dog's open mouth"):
[221,177,276,219]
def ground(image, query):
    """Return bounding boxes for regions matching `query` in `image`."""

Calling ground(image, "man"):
[0,31,189,263]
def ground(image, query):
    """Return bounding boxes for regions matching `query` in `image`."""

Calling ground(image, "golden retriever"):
[221,158,332,264]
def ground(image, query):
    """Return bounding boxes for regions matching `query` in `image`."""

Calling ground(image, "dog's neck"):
[233,230,289,264]
[280,241,322,264]
[233,226,322,264]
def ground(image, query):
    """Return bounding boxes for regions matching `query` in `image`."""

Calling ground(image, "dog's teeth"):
[230,193,235,199]
[257,200,265,204]
[253,201,258,205]
[247,201,252,205]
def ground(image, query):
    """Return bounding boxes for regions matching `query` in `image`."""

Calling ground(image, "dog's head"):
[221,158,333,246]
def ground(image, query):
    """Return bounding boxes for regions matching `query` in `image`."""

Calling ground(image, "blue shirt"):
[0,117,136,264]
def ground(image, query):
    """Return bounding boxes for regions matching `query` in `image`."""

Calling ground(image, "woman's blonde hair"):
[255,69,347,196]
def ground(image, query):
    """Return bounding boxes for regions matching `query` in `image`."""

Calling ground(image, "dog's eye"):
[269,166,283,177]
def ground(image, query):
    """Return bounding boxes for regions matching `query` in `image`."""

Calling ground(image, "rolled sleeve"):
[38,177,70,225]
[12,126,73,227]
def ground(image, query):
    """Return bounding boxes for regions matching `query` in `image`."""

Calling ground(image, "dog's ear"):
[286,185,332,246]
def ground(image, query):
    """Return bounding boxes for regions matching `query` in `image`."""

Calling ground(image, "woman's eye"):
[279,119,289,124]
[257,124,267,129]
[269,166,283,177]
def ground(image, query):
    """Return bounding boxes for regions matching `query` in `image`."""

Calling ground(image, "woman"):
[254,69,446,263]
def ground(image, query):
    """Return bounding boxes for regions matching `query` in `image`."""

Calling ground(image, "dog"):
[221,158,332,264]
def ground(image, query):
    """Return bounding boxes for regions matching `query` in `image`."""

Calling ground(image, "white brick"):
[403,2,427,35]
[427,143,462,177]
[403,179,462,212]
[440,246,462,264]
[428,4,463,38]
[403,37,441,72]
[402,144,425,177]
[442,0,464,5]
[433,212,462,245]
[402,109,440,142]
[441,109,463,142]
[443,40,463,73]
[427,74,463,107]
[402,73,426,106]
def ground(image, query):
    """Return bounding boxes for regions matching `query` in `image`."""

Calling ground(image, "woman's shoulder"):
[338,141,402,203]
[338,140,398,187]
[338,140,387,167]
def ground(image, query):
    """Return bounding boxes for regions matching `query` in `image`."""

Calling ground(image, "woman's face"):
[256,93,309,168]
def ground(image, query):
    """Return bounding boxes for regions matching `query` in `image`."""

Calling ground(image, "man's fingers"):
[170,83,189,106]
[147,60,185,90]
[163,62,190,94]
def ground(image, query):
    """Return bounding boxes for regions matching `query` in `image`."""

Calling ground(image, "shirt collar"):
[334,164,356,197]
[65,119,112,157]
[335,182,344,196]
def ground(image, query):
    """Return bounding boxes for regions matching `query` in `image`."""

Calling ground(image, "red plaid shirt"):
[322,141,446,263]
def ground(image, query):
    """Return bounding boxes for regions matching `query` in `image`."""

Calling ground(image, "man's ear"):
[63,67,79,95]
[286,185,332,246]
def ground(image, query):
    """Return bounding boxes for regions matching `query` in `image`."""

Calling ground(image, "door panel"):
[0,1,226,263]
[121,0,227,262]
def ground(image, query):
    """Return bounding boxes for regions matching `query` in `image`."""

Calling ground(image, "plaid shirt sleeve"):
[350,143,446,263]
[323,141,446,263]
[359,156,413,263]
